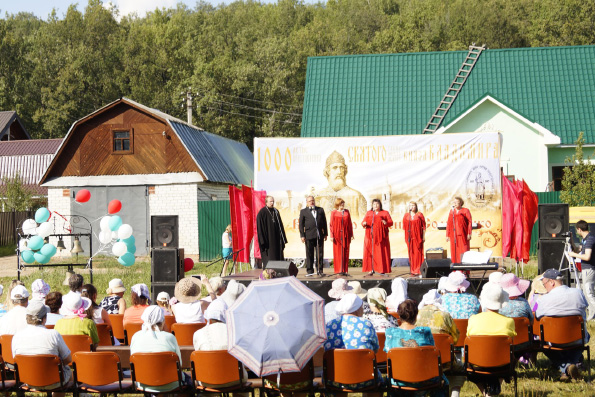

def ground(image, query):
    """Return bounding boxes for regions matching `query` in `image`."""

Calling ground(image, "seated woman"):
[44,291,63,326]
[81,284,112,327]
[416,289,459,343]
[130,306,185,393]
[100,279,127,314]
[172,276,216,324]
[441,271,481,319]
[384,299,449,396]
[54,293,99,349]
[498,274,532,322]
[123,284,151,327]
[385,278,408,312]
[364,288,398,331]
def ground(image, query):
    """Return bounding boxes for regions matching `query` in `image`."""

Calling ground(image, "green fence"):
[198,200,231,262]
[529,191,562,256]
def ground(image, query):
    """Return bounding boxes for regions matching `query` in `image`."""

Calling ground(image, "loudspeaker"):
[264,260,298,277]
[421,259,452,278]
[151,248,184,284]
[151,215,179,248]
[151,282,176,304]
[537,239,569,275]
[538,204,569,239]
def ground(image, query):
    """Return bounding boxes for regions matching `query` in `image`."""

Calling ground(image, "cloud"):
[104,0,179,18]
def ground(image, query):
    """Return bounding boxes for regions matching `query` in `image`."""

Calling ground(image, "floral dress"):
[442,293,481,319]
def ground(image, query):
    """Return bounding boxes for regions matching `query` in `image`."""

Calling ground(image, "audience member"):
[101,278,127,314]
[385,277,408,312]
[325,278,353,324]
[442,271,480,319]
[535,269,588,382]
[364,288,397,331]
[199,277,225,311]
[193,299,229,350]
[569,220,595,321]
[55,293,99,348]
[0,285,29,335]
[527,276,547,312]
[172,276,215,324]
[416,289,459,343]
[30,279,50,304]
[220,280,246,307]
[437,276,449,295]
[81,284,111,326]
[4,280,24,312]
[45,291,63,326]
[123,284,151,326]
[498,273,532,322]
[60,273,84,315]
[156,292,173,316]
[259,269,277,280]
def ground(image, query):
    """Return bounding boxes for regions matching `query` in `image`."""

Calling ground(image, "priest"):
[256,196,288,267]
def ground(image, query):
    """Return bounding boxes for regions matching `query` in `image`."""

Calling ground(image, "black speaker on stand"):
[151,248,184,302]
[151,215,179,248]
[421,259,452,278]
[538,203,569,239]
[265,260,298,277]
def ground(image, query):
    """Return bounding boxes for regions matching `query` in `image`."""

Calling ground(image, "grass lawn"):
[0,244,16,257]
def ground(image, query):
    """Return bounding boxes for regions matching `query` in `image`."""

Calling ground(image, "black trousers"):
[305,237,324,274]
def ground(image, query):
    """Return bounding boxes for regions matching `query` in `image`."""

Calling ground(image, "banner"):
[254,132,502,259]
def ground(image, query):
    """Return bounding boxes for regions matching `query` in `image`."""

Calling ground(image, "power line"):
[203,106,301,125]
[199,91,303,110]
[197,93,302,117]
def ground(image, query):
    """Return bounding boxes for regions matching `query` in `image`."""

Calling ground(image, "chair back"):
[130,352,182,387]
[432,333,454,368]
[453,319,468,348]
[540,315,585,345]
[0,335,14,364]
[163,315,176,332]
[388,346,442,384]
[532,314,540,338]
[465,335,513,368]
[124,322,143,345]
[108,314,125,341]
[263,358,314,387]
[14,354,64,388]
[72,351,122,386]
[171,322,205,346]
[45,325,55,330]
[512,317,531,346]
[323,349,377,385]
[96,324,114,346]
[376,332,387,365]
[62,335,94,354]
[191,350,243,385]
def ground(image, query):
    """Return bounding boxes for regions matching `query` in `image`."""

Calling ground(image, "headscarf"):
[336,294,363,315]
[205,299,228,323]
[141,305,165,337]
[418,289,442,310]
[367,288,389,318]
[385,278,408,311]
[437,277,449,294]
[31,279,50,301]
[131,283,151,304]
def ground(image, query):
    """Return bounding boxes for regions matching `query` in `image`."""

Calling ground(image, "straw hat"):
[444,271,470,293]
[531,276,547,295]
[106,279,126,294]
[480,283,509,311]
[500,273,530,298]
[328,278,353,299]
[348,281,368,299]
[174,277,202,304]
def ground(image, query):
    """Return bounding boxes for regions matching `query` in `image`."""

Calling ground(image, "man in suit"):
[299,196,328,276]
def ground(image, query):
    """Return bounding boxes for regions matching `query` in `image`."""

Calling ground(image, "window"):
[552,165,573,191]
[113,129,133,153]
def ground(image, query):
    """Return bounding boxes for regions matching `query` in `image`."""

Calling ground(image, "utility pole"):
[186,88,193,125]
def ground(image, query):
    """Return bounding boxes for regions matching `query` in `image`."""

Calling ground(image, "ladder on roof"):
[422,44,486,134]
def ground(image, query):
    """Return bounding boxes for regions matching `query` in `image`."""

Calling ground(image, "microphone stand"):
[367,211,375,277]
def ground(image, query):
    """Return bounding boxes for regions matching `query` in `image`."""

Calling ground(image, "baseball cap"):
[26,300,48,318]
[11,285,29,300]
[539,268,564,280]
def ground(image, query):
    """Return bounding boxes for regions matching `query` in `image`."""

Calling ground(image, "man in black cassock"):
[256,196,288,267]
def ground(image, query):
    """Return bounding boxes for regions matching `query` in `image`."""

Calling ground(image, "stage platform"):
[224,267,498,303]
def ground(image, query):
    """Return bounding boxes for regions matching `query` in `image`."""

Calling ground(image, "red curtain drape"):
[503,176,539,262]
[229,185,267,263]
[252,190,267,259]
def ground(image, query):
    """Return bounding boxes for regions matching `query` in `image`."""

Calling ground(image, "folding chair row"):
[108,314,203,346]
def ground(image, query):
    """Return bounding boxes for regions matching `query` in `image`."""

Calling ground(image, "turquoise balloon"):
[108,215,122,231]
[127,244,136,254]
[34,252,50,264]
[28,236,44,251]
[35,207,50,223]
[118,252,135,267]
[20,250,35,264]
[40,243,57,257]
[122,235,135,246]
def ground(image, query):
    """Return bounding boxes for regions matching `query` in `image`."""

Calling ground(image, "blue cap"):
[540,268,563,280]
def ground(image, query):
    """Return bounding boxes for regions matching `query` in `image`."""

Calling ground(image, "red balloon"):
[108,199,122,214]
[75,189,91,203]
[184,258,194,272]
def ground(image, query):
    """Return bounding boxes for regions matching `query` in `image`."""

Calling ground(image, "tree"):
[0,173,35,211]
[560,132,595,206]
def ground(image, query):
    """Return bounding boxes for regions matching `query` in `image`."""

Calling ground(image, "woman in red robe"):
[446,196,473,263]
[403,201,426,276]
[330,198,354,275]
[362,199,393,275]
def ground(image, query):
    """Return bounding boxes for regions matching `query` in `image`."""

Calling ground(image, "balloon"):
[117,224,133,240]
[40,243,57,257]
[19,239,30,251]
[122,235,135,246]
[35,207,50,223]
[100,216,111,232]
[184,258,194,272]
[127,244,137,254]
[108,215,122,231]
[36,222,53,238]
[112,241,128,257]
[34,252,50,264]
[22,219,38,235]
[108,199,122,214]
[111,231,118,240]
[99,231,112,245]
[118,252,135,267]
[75,189,91,203]
[20,250,35,264]
[28,236,44,251]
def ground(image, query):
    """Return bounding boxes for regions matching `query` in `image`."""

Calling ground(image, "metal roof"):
[0,154,55,195]
[301,45,595,145]
[0,111,31,139]
[0,139,62,156]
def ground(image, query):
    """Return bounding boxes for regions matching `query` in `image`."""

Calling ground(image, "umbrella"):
[226,276,326,377]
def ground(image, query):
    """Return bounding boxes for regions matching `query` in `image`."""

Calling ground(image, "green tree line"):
[1,0,594,147]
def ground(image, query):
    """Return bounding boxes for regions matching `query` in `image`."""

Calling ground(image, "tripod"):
[560,237,581,289]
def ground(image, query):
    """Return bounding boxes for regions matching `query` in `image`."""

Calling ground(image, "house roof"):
[0,139,62,156]
[0,111,31,140]
[301,45,595,145]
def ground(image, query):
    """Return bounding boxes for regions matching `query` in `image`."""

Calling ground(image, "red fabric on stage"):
[519,180,538,262]
[446,207,472,263]
[330,209,354,273]
[229,185,252,263]
[251,190,267,259]
[403,212,426,275]
[362,210,393,273]
[510,180,524,261]
[501,176,517,257]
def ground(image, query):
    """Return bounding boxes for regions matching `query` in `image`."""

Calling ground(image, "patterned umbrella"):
[226,276,326,377]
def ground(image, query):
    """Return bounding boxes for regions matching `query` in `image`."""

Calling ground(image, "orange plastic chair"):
[96,323,114,346]
[61,335,94,355]
[387,346,445,393]
[171,323,206,346]
[190,350,253,395]
[376,332,387,368]
[262,358,317,397]
[538,315,590,381]
[108,314,125,342]
[453,319,468,348]
[130,352,186,393]
[123,322,143,345]
[322,349,380,393]
[0,335,14,366]
[432,333,455,371]
[45,325,55,330]
[464,335,517,396]
[512,317,532,354]
[72,351,133,394]
[0,356,16,393]
[163,315,177,332]
[14,354,71,392]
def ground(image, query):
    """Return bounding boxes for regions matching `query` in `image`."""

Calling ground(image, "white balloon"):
[19,239,30,251]
[112,241,127,257]
[111,231,118,239]
[36,222,53,238]
[100,216,112,232]
[22,219,38,235]
[99,231,112,245]
[117,224,133,240]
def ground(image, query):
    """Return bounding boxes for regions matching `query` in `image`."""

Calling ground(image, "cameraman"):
[569,220,595,321]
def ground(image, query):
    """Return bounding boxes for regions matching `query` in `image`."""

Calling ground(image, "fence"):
[197,200,231,262]
[0,210,34,246]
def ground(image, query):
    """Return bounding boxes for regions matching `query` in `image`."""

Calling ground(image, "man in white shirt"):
[0,285,29,335]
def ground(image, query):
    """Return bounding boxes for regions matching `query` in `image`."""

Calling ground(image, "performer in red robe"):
[330,198,354,275]
[362,199,393,275]
[446,196,473,263]
[403,201,426,276]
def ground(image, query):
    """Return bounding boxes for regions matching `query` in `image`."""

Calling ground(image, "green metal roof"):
[301,45,595,145]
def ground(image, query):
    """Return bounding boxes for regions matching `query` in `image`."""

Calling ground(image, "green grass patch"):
[0,244,16,257]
